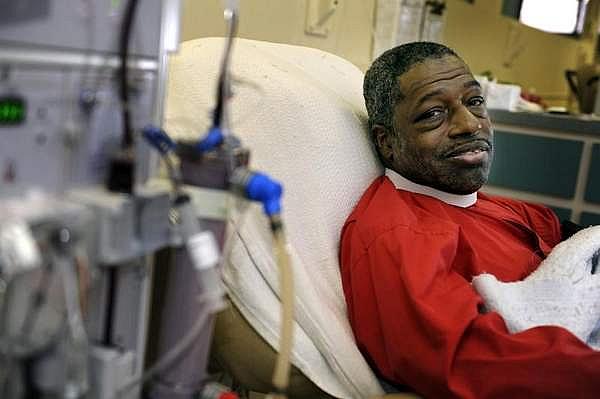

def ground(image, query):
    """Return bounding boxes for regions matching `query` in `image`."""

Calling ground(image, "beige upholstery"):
[166,37,383,397]
[210,303,421,399]
[167,37,421,398]
[211,304,335,398]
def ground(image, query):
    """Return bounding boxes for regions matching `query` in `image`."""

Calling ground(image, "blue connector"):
[245,172,283,216]
[196,126,224,153]
[142,125,176,155]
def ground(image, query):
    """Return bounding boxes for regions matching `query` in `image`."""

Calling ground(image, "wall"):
[178,0,598,108]
[179,0,376,71]
[443,0,599,107]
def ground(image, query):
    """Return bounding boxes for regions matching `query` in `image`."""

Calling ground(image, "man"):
[339,42,600,398]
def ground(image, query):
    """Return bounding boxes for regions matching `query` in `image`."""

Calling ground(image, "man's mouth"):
[444,141,491,165]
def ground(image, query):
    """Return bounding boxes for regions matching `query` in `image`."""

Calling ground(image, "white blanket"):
[473,225,600,349]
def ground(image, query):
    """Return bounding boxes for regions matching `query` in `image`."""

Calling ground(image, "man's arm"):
[514,198,582,242]
[340,221,600,399]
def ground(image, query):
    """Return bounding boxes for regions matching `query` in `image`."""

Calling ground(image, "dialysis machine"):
[0,1,287,398]
[0,0,184,397]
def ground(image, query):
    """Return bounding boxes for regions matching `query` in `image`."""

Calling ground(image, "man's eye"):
[415,108,445,122]
[468,96,485,107]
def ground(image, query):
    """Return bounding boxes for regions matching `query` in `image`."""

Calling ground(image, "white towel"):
[473,225,600,349]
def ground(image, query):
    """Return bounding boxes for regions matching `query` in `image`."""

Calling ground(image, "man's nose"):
[448,105,481,138]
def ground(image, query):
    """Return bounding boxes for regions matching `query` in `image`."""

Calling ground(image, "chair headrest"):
[165,38,384,397]
[165,37,382,298]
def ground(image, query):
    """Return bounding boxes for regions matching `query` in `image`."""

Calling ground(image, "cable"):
[223,209,293,399]
[115,281,224,398]
[266,216,294,399]
[194,3,240,177]
[141,125,182,195]
[44,226,91,398]
[212,6,239,129]
[106,0,140,193]
[116,195,245,397]
[163,154,183,195]
[56,252,89,397]
[229,169,290,397]
[118,0,140,150]
[74,253,91,317]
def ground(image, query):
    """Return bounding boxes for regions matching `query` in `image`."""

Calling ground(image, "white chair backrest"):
[165,38,383,398]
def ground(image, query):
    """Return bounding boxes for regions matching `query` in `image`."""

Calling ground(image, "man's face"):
[377,55,493,194]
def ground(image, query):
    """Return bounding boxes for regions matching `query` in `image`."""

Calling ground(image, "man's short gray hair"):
[364,42,459,131]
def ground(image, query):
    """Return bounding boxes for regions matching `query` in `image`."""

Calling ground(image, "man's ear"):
[372,125,395,165]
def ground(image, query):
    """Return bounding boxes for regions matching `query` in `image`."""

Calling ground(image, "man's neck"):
[385,168,477,208]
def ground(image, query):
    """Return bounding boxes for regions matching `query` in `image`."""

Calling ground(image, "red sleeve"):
[519,201,562,247]
[340,221,600,399]
[495,197,562,248]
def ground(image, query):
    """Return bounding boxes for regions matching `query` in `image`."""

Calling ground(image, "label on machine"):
[186,231,220,271]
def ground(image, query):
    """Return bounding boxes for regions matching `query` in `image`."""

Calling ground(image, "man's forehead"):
[397,56,474,97]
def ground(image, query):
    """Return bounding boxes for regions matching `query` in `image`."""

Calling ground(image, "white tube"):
[268,219,294,399]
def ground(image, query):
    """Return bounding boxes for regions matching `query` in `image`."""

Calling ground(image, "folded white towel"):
[473,226,600,349]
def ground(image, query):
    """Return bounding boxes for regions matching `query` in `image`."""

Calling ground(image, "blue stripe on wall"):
[488,131,582,199]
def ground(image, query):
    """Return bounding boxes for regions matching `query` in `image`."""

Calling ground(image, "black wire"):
[212,9,239,128]
[119,0,140,149]
[103,267,118,346]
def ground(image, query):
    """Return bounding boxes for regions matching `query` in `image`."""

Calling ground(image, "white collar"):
[385,168,477,208]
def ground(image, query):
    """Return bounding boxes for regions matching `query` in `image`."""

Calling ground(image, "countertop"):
[489,109,600,135]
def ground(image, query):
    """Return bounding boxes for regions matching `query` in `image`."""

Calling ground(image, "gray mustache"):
[442,139,493,158]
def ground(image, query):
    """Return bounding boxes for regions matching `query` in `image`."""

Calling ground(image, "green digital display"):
[0,97,25,125]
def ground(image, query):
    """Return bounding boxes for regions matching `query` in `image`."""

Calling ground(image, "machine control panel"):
[0,68,155,192]
[0,95,25,125]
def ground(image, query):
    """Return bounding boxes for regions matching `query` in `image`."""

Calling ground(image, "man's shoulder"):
[478,191,557,220]
[478,191,561,245]
[342,176,455,246]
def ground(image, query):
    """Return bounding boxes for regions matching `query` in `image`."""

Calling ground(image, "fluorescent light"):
[519,0,580,34]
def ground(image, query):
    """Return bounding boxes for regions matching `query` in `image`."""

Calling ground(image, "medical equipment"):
[0,0,291,398]
[140,1,291,396]
[0,0,181,396]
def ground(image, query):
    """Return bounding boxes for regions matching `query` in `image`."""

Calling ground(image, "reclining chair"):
[165,37,419,399]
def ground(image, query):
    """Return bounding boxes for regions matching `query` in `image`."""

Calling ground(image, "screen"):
[0,97,26,125]
[519,0,587,34]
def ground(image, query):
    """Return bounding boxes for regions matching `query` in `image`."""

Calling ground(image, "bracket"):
[305,0,339,37]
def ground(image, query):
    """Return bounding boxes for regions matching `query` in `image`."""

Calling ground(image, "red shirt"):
[340,176,600,398]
